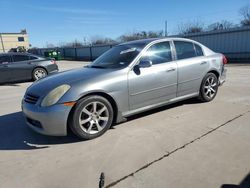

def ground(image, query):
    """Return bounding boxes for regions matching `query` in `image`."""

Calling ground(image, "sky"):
[0,0,249,47]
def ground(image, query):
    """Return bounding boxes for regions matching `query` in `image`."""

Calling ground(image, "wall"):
[0,33,29,52]
[29,26,250,63]
[181,26,250,61]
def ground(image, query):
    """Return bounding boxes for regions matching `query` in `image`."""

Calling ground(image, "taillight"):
[222,55,228,64]
[51,60,56,64]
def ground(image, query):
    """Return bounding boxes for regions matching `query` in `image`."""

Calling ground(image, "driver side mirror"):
[138,59,152,68]
[133,59,152,75]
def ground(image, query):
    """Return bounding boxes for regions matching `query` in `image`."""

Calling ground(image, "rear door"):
[8,54,34,81]
[0,55,12,83]
[173,41,209,97]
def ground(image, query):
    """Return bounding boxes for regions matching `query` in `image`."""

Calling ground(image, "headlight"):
[41,84,71,107]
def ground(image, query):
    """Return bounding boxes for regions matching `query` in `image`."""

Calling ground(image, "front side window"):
[174,41,196,60]
[141,42,172,65]
[13,55,30,62]
[0,55,12,64]
[90,44,145,68]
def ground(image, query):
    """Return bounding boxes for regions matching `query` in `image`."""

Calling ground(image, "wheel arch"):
[207,69,220,79]
[67,91,119,134]
[199,69,220,94]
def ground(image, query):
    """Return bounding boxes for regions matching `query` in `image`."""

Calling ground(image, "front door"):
[9,54,33,81]
[128,41,177,110]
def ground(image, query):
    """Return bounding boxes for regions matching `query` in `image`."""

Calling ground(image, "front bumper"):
[22,100,72,136]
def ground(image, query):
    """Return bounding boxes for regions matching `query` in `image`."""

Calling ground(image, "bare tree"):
[90,36,115,45]
[46,43,55,48]
[239,5,250,26]
[207,20,235,31]
[118,30,163,42]
[178,21,204,35]
[60,39,85,48]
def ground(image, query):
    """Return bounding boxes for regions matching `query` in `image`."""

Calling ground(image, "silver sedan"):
[22,38,227,140]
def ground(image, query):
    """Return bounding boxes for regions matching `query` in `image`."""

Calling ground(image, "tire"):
[32,67,47,81]
[69,95,114,140]
[198,73,219,102]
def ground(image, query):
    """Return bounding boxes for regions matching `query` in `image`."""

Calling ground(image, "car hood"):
[26,67,112,97]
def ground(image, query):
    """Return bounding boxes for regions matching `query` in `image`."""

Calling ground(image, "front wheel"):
[198,73,219,102]
[69,95,114,140]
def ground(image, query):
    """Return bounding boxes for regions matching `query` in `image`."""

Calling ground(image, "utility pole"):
[0,33,5,52]
[165,20,168,37]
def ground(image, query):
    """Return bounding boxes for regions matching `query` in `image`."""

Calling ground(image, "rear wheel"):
[70,95,114,140]
[32,68,47,81]
[198,73,218,102]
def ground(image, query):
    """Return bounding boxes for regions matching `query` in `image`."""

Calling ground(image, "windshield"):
[88,44,145,69]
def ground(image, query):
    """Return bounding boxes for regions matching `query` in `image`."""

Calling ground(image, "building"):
[0,29,29,53]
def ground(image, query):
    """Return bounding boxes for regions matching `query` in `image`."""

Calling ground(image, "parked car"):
[0,52,58,84]
[22,38,227,140]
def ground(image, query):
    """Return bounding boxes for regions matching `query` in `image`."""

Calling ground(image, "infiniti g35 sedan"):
[0,53,58,84]
[22,38,227,140]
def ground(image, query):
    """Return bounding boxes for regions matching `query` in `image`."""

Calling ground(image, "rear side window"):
[143,42,172,65]
[194,44,204,56]
[13,55,30,62]
[174,41,196,60]
[0,55,12,64]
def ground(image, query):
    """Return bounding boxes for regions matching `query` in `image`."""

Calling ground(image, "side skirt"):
[122,92,199,118]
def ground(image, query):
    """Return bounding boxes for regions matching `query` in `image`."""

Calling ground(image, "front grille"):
[24,93,40,104]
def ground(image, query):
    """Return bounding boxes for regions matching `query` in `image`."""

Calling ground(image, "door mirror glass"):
[138,60,152,68]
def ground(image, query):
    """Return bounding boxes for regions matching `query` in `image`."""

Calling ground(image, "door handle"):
[166,67,176,72]
[200,61,207,65]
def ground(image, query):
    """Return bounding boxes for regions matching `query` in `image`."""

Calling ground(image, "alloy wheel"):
[34,69,46,80]
[79,101,109,134]
[203,76,217,99]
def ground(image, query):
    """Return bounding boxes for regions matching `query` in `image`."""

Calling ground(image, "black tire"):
[69,95,114,140]
[198,73,219,102]
[32,67,47,81]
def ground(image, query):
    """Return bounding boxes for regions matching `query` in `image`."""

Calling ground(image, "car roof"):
[0,52,32,55]
[120,38,159,46]
[0,52,44,58]
[119,37,200,47]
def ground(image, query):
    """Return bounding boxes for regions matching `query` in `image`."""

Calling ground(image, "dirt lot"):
[0,61,250,188]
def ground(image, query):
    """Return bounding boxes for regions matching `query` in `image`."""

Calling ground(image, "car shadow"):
[0,83,20,86]
[0,80,32,86]
[0,98,200,151]
[221,173,250,188]
[0,112,80,150]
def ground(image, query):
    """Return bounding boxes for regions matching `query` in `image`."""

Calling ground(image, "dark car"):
[0,53,58,84]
